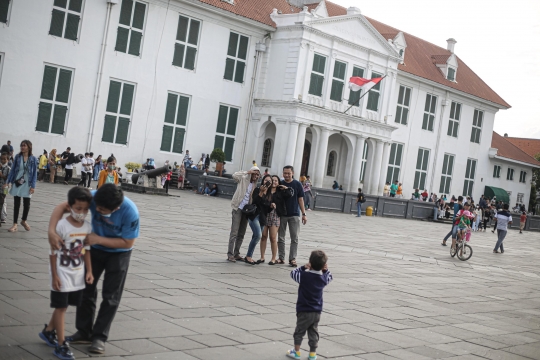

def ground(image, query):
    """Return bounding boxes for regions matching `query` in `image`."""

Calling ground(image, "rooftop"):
[491,132,540,167]
[504,136,540,159]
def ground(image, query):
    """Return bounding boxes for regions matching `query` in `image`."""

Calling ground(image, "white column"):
[313,127,331,188]
[284,120,299,167]
[377,141,392,195]
[293,123,308,174]
[369,139,384,195]
[273,119,288,172]
[349,135,366,192]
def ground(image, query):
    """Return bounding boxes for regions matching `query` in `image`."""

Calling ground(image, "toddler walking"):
[287,250,333,359]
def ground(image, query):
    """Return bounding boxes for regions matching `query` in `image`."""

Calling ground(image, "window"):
[359,141,368,183]
[463,158,477,196]
[0,0,12,24]
[447,101,461,138]
[214,105,238,161]
[224,32,248,83]
[160,92,189,154]
[115,0,147,56]
[447,67,455,81]
[330,61,346,102]
[308,54,326,97]
[35,65,73,135]
[348,66,364,107]
[517,193,524,203]
[366,71,382,111]
[172,15,200,70]
[422,94,437,131]
[507,168,514,181]
[386,143,403,183]
[493,165,501,178]
[395,85,411,125]
[413,148,430,190]
[102,80,135,145]
[326,151,337,176]
[439,154,454,194]
[519,171,527,183]
[261,139,272,167]
[49,0,83,41]
[470,109,483,143]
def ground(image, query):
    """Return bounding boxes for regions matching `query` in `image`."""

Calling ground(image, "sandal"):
[256,259,265,264]
[20,221,30,231]
[234,256,244,261]
[7,224,17,233]
[289,259,298,268]
[268,261,276,265]
[244,258,255,265]
[276,259,285,265]
[441,242,447,246]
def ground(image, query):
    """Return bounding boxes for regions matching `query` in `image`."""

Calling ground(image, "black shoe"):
[53,342,74,360]
[65,331,91,344]
[89,339,105,354]
[39,324,58,347]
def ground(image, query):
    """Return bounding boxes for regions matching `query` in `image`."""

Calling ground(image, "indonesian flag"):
[349,77,383,92]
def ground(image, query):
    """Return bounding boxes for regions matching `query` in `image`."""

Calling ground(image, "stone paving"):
[1,183,540,360]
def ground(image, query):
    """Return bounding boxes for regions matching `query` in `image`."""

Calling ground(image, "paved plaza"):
[1,183,540,360]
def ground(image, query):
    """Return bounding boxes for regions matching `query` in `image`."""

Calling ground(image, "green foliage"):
[530,153,540,211]
[210,148,225,163]
[124,162,141,171]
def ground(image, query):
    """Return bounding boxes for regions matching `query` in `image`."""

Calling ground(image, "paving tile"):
[0,346,40,360]
[109,339,170,355]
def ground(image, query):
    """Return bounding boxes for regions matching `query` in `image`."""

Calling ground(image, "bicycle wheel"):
[450,245,457,257]
[457,244,473,261]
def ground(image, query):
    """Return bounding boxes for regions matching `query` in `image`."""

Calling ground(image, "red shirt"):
[520,214,527,222]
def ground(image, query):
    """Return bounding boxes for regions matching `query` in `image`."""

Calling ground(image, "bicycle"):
[450,229,473,261]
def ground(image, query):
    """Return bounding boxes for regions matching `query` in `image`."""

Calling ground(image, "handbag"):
[14,157,29,187]
[241,204,257,215]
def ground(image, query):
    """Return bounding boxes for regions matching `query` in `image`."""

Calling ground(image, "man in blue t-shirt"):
[442,195,463,247]
[278,165,307,267]
[48,184,139,354]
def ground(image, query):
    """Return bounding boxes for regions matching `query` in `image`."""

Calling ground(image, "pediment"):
[310,1,328,18]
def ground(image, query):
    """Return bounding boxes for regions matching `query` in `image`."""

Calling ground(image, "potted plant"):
[124,162,141,173]
[210,148,226,176]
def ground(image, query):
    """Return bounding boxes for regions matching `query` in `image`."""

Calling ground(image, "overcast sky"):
[331,0,540,139]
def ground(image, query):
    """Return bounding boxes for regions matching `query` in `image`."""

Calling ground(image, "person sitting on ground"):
[332,181,339,190]
[97,155,118,188]
[198,182,210,195]
[207,184,218,196]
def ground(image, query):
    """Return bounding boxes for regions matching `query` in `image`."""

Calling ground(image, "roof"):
[431,55,451,65]
[504,137,540,159]
[491,132,540,167]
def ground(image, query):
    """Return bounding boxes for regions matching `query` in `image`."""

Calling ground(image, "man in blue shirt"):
[48,184,139,354]
[442,195,463,247]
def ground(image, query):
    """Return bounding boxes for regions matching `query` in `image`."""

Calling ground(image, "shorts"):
[50,289,83,308]
[266,209,280,227]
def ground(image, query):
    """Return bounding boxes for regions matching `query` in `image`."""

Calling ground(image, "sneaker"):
[286,349,301,359]
[65,331,91,344]
[1,219,6,224]
[308,354,318,360]
[39,324,57,347]
[53,342,74,360]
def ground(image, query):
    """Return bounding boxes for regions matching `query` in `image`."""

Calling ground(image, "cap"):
[250,166,260,172]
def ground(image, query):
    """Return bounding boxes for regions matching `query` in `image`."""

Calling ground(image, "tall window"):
[463,159,477,196]
[0,0,13,24]
[519,171,527,183]
[308,54,326,97]
[517,193,524,203]
[214,105,238,161]
[261,139,272,167]
[366,71,382,111]
[359,141,368,183]
[115,0,147,56]
[348,66,364,106]
[224,32,248,83]
[447,67,455,81]
[395,85,411,125]
[493,165,501,178]
[386,143,403,183]
[422,94,437,131]
[49,0,83,41]
[413,148,430,190]
[102,80,135,145]
[470,109,483,143]
[330,60,346,102]
[160,92,189,154]
[447,101,461,137]
[326,151,336,176]
[507,168,514,181]
[172,15,200,70]
[439,154,454,194]
[35,65,73,135]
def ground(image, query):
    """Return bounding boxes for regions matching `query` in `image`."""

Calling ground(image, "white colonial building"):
[0,0,538,203]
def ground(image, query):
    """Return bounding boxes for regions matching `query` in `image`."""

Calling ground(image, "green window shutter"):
[309,73,323,96]
[172,43,185,67]
[51,104,67,134]
[447,122,453,136]
[397,86,404,104]
[102,115,116,142]
[366,91,379,111]
[176,15,188,42]
[224,58,235,81]
[0,0,10,23]
[450,102,456,118]
[115,117,130,144]
[36,102,53,132]
[452,123,459,137]
[442,154,448,174]
[404,88,411,105]
[422,150,429,171]
[333,61,346,80]
[415,149,423,170]
[224,137,235,161]
[424,95,431,112]
[68,0,83,12]
[439,177,445,194]
[172,127,185,153]
[401,108,408,124]
[188,20,200,46]
[395,107,402,123]
[395,145,403,166]
[422,113,429,130]
[330,80,343,102]
[119,83,134,115]
[128,30,142,56]
[413,172,419,189]
[164,93,178,124]
[132,2,146,29]
[55,69,72,103]
[160,125,173,152]
[234,60,245,83]
[49,9,65,37]
[470,128,475,143]
[216,105,228,133]
[352,66,364,78]
[119,0,133,26]
[54,0,67,8]
[388,144,396,165]
[237,35,248,60]
[493,166,497,178]
[106,81,122,113]
[184,47,196,70]
[214,135,224,151]
[227,32,238,57]
[177,96,189,126]
[313,54,325,73]
[64,14,80,40]
[41,66,58,101]
[115,27,129,53]
[227,108,238,135]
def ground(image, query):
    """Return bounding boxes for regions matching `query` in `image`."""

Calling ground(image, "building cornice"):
[493,155,540,169]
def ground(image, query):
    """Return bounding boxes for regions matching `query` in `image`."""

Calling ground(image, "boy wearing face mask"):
[40,187,94,360]
[97,155,118,189]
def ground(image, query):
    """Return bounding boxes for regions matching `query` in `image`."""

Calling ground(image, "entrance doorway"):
[301,140,311,176]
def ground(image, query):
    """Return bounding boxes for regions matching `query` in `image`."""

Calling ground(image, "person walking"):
[278,166,307,267]
[93,155,103,181]
[356,188,365,217]
[493,204,512,253]
[6,140,38,232]
[482,205,492,232]
[519,211,527,234]
[38,150,48,182]
[48,149,58,184]
[442,196,463,246]
[163,170,171,194]
[302,178,314,211]
[78,153,94,189]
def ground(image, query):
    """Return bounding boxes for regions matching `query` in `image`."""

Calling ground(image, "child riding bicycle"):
[454,203,474,249]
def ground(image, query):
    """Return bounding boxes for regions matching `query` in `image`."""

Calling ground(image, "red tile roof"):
[504,137,540,159]
[491,132,540,167]
[431,55,451,65]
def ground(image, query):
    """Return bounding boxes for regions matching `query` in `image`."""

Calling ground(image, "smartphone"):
[264,181,271,187]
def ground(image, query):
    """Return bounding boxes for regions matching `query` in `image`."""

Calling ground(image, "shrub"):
[210,148,225,163]
[124,162,141,172]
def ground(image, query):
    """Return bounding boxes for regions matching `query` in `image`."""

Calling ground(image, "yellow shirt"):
[39,155,49,169]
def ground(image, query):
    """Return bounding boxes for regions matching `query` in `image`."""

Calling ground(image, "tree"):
[529,153,540,212]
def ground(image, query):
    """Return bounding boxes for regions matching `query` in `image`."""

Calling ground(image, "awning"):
[484,186,510,204]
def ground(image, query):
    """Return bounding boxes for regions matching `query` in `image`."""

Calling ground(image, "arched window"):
[261,139,272,167]
[326,151,336,176]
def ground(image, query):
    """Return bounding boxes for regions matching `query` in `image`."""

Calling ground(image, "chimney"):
[504,133,508,137]
[446,38,456,53]
[347,7,361,15]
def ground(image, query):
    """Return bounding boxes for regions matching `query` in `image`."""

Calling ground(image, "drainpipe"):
[430,90,449,192]
[86,0,116,152]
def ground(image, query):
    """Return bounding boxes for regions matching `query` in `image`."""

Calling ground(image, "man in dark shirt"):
[278,165,306,267]
[442,196,463,246]
[356,188,365,217]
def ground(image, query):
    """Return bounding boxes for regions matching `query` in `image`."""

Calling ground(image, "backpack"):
[359,194,366,203]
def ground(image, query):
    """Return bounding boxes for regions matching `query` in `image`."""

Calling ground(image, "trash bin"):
[366,206,373,216]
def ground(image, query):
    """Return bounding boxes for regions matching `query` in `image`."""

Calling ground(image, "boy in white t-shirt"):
[39,187,94,360]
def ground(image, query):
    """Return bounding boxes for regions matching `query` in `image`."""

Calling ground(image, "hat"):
[250,166,260,172]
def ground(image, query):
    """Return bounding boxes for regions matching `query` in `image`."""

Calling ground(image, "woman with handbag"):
[6,140,37,232]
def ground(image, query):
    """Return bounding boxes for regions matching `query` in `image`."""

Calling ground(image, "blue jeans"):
[433,206,438,221]
[246,215,262,258]
[443,224,458,241]
[209,189,217,196]
[494,229,506,252]
[357,203,362,217]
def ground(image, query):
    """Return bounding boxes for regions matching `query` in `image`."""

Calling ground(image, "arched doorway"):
[301,140,311,176]
[261,138,272,167]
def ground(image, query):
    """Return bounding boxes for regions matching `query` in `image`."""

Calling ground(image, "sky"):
[331,0,540,139]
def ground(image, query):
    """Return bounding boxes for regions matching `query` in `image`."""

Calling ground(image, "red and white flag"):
[349,77,383,92]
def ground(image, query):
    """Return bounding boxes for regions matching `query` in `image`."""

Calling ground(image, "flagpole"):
[343,75,387,114]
